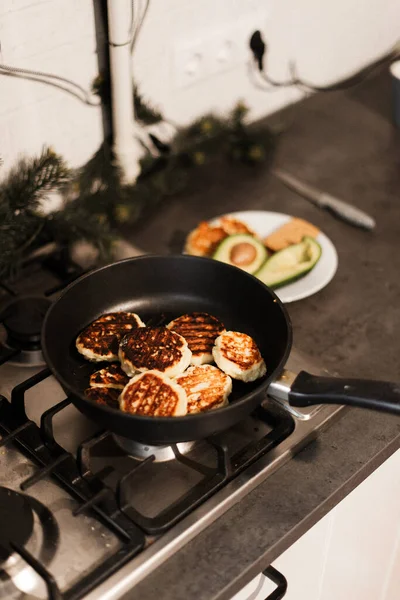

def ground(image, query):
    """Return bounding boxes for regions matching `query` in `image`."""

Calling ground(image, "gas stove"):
[0,254,344,600]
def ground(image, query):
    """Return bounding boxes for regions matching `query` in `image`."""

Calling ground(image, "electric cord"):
[249,30,400,93]
[249,31,293,87]
[108,0,136,47]
[109,0,149,49]
[0,0,151,105]
[131,0,150,53]
[0,62,101,105]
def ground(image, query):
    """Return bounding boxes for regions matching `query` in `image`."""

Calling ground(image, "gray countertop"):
[125,70,400,599]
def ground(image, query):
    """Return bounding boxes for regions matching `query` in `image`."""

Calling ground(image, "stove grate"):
[76,409,294,536]
[10,542,62,600]
[0,370,145,600]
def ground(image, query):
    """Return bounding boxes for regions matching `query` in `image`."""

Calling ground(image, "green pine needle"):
[1,147,69,212]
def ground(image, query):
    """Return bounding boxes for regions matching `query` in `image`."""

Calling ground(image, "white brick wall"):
[0,0,399,174]
[0,0,103,172]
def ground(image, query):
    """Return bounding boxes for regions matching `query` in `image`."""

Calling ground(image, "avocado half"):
[212,234,268,274]
[255,236,322,289]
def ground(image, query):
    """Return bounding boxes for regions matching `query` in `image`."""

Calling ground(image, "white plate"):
[210,210,338,303]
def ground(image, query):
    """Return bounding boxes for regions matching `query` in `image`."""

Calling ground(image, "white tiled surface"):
[232,448,400,600]
[1,0,400,172]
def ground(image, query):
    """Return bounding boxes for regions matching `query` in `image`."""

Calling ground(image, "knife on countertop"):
[273,168,376,230]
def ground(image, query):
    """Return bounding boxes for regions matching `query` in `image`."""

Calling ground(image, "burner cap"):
[113,435,196,462]
[2,297,51,350]
[0,487,34,562]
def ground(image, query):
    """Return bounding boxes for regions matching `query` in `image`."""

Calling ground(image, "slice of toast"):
[263,218,320,252]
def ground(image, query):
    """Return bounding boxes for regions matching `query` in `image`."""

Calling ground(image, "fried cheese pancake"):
[85,386,120,409]
[119,326,192,377]
[167,312,225,365]
[212,331,266,382]
[76,312,145,362]
[175,365,232,414]
[119,370,187,417]
[89,363,130,389]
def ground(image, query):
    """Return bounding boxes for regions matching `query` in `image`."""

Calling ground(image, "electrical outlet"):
[173,38,208,89]
[207,28,242,76]
[173,8,270,89]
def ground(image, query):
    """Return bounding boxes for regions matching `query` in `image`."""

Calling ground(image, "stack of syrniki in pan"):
[76,311,266,418]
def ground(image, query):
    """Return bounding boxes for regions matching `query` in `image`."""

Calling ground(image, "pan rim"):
[41,254,293,425]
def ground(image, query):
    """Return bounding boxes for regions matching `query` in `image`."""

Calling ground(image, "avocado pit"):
[229,242,257,266]
[212,233,267,274]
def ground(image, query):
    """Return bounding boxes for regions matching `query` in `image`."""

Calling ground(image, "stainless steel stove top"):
[0,260,344,599]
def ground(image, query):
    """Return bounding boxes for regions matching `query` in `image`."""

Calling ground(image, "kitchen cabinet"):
[232,446,400,600]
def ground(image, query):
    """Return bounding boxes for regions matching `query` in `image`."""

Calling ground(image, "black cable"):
[249,29,400,93]
[249,30,265,71]
[249,31,294,88]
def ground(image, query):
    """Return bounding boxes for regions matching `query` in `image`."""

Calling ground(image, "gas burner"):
[0,296,51,367]
[0,487,34,563]
[114,435,196,462]
[0,489,59,599]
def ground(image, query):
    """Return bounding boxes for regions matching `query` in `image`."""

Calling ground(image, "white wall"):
[0,0,104,172]
[0,0,399,174]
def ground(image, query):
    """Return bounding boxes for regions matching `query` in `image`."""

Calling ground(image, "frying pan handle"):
[270,370,400,416]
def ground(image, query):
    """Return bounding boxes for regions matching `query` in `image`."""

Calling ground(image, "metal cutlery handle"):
[319,193,375,230]
[273,168,376,231]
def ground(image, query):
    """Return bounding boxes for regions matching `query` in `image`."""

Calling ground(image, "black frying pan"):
[42,255,400,445]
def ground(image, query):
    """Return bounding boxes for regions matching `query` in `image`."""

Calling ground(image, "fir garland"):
[0,148,68,278]
[70,99,277,230]
[92,73,163,125]
[0,85,277,279]
[0,148,114,279]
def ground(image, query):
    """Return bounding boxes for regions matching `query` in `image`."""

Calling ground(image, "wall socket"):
[173,10,269,89]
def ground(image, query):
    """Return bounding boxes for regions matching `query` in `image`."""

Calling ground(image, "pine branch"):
[0,213,43,277]
[1,147,70,211]
[46,196,115,259]
[0,147,73,278]
[133,85,163,125]
[92,72,163,125]
[76,139,120,198]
